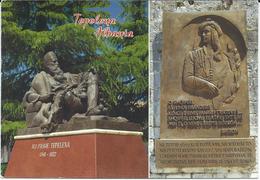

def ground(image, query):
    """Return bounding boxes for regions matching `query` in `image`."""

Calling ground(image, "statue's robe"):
[23,71,85,127]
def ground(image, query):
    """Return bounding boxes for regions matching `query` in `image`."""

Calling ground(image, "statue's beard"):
[54,73,65,83]
[48,67,65,82]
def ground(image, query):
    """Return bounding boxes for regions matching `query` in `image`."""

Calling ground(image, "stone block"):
[153,72,160,89]
[149,127,160,139]
[153,61,161,73]
[250,172,258,178]
[153,88,160,103]
[250,127,258,137]
[150,173,166,178]
[150,155,158,174]
[248,30,258,42]
[225,172,250,178]
[250,113,258,127]
[166,173,191,178]
[249,101,257,114]
[149,139,155,156]
[212,173,227,178]
[248,42,258,51]
[153,101,160,127]
[191,173,214,178]
[246,5,258,29]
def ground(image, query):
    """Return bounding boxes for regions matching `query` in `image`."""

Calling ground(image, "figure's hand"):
[183,76,219,99]
[200,81,219,98]
[39,93,55,102]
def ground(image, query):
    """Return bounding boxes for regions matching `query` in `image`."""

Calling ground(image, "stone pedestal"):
[4,117,148,178]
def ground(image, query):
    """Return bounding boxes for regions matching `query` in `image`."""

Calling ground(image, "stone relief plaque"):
[160,11,249,139]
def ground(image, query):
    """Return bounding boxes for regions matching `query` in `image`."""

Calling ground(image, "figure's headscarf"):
[198,19,223,61]
[198,20,223,37]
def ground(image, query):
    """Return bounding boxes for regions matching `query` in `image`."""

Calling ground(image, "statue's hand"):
[39,93,55,102]
[65,83,78,91]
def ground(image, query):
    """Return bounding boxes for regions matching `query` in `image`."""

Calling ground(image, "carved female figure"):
[182,19,241,108]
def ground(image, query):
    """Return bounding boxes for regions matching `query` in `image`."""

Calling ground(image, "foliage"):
[2,0,110,30]
[1,120,26,146]
[119,0,147,36]
[2,101,25,121]
[2,0,148,125]
[2,0,108,101]
[2,121,26,134]
[92,35,147,107]
[1,163,8,176]
[113,0,148,46]
[1,107,26,170]
[1,120,26,176]
[106,1,148,124]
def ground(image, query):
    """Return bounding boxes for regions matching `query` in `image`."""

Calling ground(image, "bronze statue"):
[23,51,106,132]
[182,19,241,109]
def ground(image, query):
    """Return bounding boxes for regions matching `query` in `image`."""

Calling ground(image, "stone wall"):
[149,0,258,178]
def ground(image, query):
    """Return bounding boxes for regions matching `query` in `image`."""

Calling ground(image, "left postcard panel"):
[1,0,148,178]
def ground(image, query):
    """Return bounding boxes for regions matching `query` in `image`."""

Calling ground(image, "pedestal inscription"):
[156,138,255,168]
[160,11,249,138]
[5,132,148,178]
[31,141,70,158]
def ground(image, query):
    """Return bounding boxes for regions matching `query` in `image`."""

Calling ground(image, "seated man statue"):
[23,51,106,132]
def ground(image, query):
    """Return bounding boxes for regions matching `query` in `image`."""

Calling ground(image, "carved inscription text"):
[156,139,255,168]
[31,141,70,158]
[167,100,242,131]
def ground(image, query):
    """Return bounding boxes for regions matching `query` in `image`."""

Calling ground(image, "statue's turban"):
[43,51,57,67]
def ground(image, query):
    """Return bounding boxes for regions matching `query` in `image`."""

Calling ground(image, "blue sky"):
[106,0,124,22]
[88,0,124,22]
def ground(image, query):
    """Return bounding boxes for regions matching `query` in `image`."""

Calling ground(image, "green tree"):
[114,0,148,46]
[1,101,25,121]
[93,0,148,128]
[2,0,148,126]
[2,0,110,101]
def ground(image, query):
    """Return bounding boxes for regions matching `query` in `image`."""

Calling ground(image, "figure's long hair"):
[210,28,223,61]
[211,28,221,52]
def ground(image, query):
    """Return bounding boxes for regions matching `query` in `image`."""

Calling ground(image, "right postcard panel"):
[160,11,249,139]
